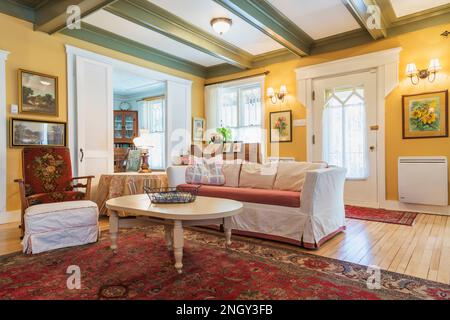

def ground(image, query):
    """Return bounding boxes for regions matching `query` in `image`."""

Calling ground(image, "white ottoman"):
[22,200,99,254]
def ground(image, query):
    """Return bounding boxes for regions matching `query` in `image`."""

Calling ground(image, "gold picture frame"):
[10,118,66,148]
[270,110,292,143]
[18,69,59,116]
[402,90,448,139]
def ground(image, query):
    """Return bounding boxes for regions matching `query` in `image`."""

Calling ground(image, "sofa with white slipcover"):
[167,161,346,249]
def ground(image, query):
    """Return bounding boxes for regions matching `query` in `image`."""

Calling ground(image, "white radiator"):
[398,157,448,206]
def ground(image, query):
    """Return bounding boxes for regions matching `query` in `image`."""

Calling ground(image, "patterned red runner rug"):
[1,226,448,300]
[346,206,418,226]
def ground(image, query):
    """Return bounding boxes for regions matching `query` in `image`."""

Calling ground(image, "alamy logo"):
[66,5,81,30]
[366,5,381,30]
[66,265,81,290]
[366,265,381,290]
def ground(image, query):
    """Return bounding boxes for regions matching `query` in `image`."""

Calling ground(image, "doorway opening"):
[66,45,193,193]
[112,68,167,173]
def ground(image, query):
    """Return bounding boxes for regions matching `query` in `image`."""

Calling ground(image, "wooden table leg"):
[224,217,232,247]
[164,223,173,250]
[173,220,184,274]
[109,210,119,250]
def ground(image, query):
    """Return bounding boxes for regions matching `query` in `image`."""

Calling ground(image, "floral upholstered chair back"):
[22,147,84,205]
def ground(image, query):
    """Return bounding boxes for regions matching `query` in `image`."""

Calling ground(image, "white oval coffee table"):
[106,195,243,274]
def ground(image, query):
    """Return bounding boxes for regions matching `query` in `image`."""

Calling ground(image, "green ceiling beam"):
[0,0,35,22]
[311,29,373,55]
[213,0,313,57]
[35,0,117,34]
[105,0,253,69]
[60,22,207,77]
[341,0,388,39]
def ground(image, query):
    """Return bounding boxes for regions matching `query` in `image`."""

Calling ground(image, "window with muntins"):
[322,86,369,179]
[219,83,262,143]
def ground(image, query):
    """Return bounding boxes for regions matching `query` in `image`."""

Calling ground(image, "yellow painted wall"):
[1,11,449,209]
[206,23,450,202]
[0,13,205,211]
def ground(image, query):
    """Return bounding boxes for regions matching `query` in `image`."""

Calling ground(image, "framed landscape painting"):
[402,90,448,139]
[270,110,292,142]
[19,69,58,116]
[10,118,66,147]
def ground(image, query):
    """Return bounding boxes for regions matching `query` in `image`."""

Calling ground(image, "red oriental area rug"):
[0,226,448,300]
[345,206,418,226]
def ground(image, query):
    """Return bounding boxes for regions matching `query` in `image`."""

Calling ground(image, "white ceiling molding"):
[0,49,10,217]
[295,47,401,209]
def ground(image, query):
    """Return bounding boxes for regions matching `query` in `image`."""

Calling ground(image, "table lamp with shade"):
[133,130,154,173]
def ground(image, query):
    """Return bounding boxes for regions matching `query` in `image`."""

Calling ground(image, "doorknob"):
[369,146,375,152]
[80,148,84,162]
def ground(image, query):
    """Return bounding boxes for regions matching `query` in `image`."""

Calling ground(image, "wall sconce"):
[267,85,287,104]
[406,59,441,85]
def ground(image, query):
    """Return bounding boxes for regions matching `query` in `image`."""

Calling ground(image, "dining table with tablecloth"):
[94,172,168,216]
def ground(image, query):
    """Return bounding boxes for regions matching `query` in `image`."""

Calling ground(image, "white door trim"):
[0,49,9,217]
[295,47,401,208]
[65,45,193,173]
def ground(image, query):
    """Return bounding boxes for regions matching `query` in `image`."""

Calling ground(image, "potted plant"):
[216,127,232,143]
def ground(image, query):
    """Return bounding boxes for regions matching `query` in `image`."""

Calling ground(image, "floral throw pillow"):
[185,158,225,185]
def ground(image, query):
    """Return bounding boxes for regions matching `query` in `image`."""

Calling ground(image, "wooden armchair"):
[15,147,94,237]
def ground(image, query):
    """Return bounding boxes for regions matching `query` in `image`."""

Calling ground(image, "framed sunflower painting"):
[402,90,448,139]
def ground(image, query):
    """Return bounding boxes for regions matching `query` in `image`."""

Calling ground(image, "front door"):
[312,71,378,207]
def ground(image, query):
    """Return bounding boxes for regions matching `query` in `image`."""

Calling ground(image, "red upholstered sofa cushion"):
[178,184,301,208]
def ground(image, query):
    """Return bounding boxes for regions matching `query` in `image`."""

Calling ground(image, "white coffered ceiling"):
[390,0,450,17]
[267,0,361,40]
[78,0,449,69]
[148,0,284,55]
[83,9,226,67]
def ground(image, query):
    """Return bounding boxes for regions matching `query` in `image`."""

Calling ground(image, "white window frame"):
[212,76,265,154]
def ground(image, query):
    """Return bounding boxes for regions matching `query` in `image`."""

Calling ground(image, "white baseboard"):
[0,210,21,224]
[383,200,450,216]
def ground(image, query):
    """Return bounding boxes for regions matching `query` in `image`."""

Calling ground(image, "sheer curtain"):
[322,86,368,179]
[205,77,264,144]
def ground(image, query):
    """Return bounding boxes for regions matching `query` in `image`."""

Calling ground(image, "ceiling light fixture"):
[210,18,232,35]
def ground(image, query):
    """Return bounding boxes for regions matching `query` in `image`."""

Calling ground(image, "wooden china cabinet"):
[114,110,139,145]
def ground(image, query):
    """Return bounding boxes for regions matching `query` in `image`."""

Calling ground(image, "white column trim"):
[295,47,401,209]
[0,49,10,218]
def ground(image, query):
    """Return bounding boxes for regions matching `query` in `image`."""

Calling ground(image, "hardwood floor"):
[1,214,449,285]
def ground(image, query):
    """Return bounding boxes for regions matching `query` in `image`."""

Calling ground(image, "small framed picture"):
[223,142,233,153]
[10,118,66,147]
[192,117,205,141]
[18,69,58,116]
[232,142,243,153]
[270,110,292,142]
[402,90,448,139]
